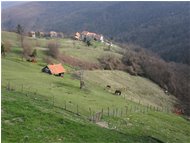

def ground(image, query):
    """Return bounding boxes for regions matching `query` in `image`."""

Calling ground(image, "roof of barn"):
[47,63,66,74]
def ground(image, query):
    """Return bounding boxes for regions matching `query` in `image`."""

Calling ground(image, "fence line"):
[3,82,173,123]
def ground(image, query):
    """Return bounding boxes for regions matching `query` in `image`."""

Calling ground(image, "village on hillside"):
[28,30,113,46]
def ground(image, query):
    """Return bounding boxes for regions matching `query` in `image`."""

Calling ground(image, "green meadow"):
[2,31,190,143]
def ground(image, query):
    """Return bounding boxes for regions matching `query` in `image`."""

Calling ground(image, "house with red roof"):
[42,63,66,77]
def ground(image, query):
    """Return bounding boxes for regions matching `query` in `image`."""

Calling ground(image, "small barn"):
[42,63,66,77]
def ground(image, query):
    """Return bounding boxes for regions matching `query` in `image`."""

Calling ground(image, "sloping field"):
[84,70,177,109]
[2,31,190,143]
[2,31,123,64]
[3,88,190,143]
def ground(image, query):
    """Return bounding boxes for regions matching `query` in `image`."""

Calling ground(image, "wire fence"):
[3,82,173,123]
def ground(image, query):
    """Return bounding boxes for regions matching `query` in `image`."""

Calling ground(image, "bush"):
[23,40,33,58]
[1,40,12,56]
[43,56,54,64]
[46,40,61,59]
[98,54,124,70]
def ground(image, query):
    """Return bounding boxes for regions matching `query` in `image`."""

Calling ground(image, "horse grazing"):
[115,90,121,95]
[106,85,111,88]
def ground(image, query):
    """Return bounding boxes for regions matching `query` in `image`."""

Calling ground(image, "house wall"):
[42,67,51,74]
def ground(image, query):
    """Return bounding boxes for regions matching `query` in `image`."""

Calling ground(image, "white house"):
[29,31,36,38]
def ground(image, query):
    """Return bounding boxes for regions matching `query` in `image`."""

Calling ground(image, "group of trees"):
[15,24,62,63]
[16,24,37,61]
[121,44,190,115]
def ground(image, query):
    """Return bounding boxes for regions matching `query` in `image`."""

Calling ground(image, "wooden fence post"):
[101,108,104,118]
[7,82,10,91]
[115,108,117,117]
[92,112,95,123]
[113,109,115,117]
[157,107,159,112]
[135,105,137,112]
[89,107,92,117]
[153,106,156,112]
[125,106,128,115]
[52,95,55,107]
[65,101,67,110]
[21,84,23,92]
[77,104,79,115]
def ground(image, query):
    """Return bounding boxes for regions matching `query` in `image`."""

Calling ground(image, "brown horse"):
[106,85,111,88]
[115,90,121,95]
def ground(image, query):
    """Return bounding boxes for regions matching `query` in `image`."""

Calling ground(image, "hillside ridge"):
[2,1,190,65]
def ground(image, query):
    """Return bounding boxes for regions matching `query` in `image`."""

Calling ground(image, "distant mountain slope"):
[2,1,190,64]
[1,1,28,9]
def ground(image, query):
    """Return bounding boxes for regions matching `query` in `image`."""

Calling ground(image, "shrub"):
[43,56,54,64]
[1,40,12,56]
[98,54,124,70]
[23,40,33,59]
[46,40,61,59]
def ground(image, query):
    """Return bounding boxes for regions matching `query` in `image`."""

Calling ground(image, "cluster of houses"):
[29,30,106,44]
[74,31,104,43]
[28,31,64,38]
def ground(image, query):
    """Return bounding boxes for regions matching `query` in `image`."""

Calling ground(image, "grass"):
[59,39,122,63]
[2,31,190,143]
[2,89,134,143]
[2,87,190,143]
[2,57,139,116]
[2,31,123,64]
[84,70,177,109]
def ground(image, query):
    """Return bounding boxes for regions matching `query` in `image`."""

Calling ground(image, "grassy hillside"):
[2,2,190,64]
[2,31,190,143]
[2,31,122,64]
[84,70,176,108]
[2,88,190,143]
[2,89,132,143]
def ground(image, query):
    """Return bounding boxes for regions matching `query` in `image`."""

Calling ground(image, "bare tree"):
[46,40,60,59]
[16,24,24,48]
[16,24,25,60]
[23,40,33,59]
[79,70,85,89]
[1,43,5,57]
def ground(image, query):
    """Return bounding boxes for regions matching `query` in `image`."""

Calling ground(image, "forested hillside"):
[2,1,190,64]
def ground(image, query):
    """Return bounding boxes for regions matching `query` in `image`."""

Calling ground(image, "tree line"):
[120,44,190,115]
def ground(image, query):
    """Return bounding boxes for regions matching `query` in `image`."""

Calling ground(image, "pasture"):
[2,31,190,143]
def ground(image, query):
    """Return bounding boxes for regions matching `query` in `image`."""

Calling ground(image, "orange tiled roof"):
[48,63,66,74]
